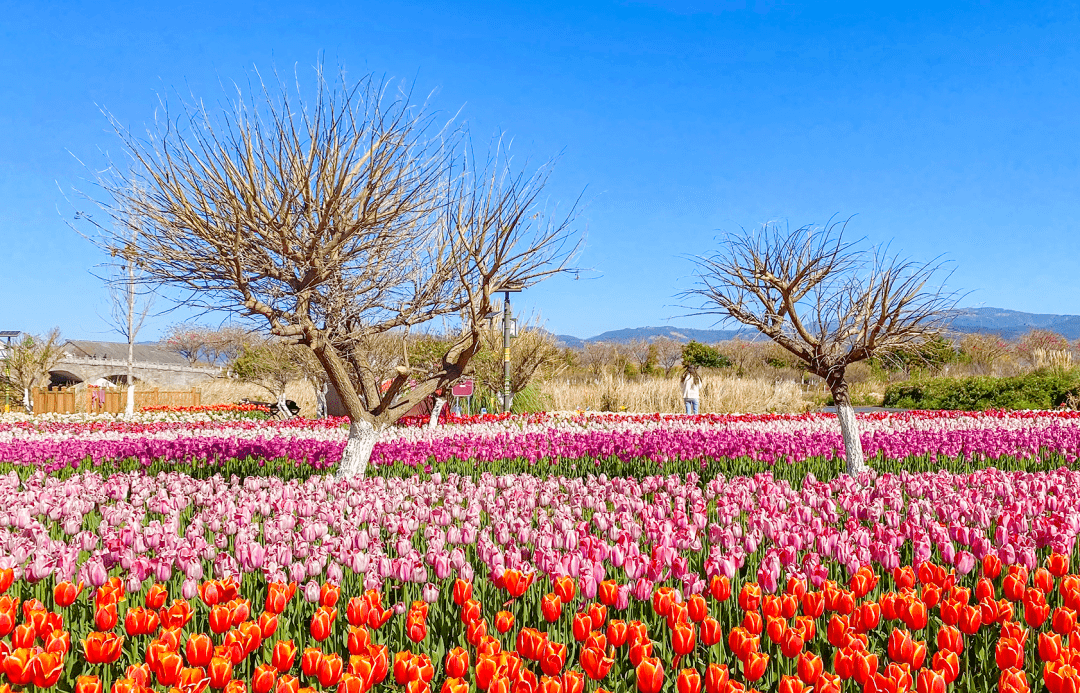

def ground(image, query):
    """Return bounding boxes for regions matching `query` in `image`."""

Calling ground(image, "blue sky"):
[3,0,1080,340]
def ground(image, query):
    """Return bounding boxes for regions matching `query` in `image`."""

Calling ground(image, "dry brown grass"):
[539,373,813,413]
[198,379,319,417]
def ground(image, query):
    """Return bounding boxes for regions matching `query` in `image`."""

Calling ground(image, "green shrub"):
[882,370,1080,410]
[681,341,731,369]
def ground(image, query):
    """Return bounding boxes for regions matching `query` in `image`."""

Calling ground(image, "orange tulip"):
[677,668,702,693]
[781,630,804,659]
[1053,608,1077,636]
[542,594,563,623]
[453,580,473,606]
[554,576,576,603]
[208,656,233,689]
[75,675,103,693]
[743,651,769,682]
[460,598,481,625]
[704,664,729,693]
[31,650,64,687]
[1040,631,1063,662]
[271,639,297,673]
[581,646,614,681]
[310,606,336,642]
[672,621,696,655]
[540,641,568,677]
[636,657,664,693]
[738,583,762,611]
[802,591,824,618]
[503,569,532,598]
[958,604,982,635]
[598,581,619,607]
[628,640,653,668]
[466,618,488,647]
[998,668,1028,693]
[588,602,608,630]
[251,664,277,693]
[700,616,722,647]
[445,647,470,679]
[778,675,809,693]
[495,610,515,634]
[996,636,1024,670]
[797,652,822,685]
[607,619,629,647]
[302,647,323,678]
[317,653,343,688]
[1047,553,1071,578]
[931,650,959,684]
[319,583,340,608]
[710,576,731,602]
[84,631,125,664]
[916,669,946,693]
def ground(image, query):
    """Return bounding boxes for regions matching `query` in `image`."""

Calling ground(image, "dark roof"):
[62,340,192,367]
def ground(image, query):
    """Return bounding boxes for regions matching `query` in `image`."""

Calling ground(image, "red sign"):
[452,381,474,397]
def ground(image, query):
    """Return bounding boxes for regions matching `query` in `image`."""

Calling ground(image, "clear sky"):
[3,0,1080,340]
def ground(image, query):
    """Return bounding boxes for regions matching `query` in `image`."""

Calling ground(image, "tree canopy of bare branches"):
[685,219,958,475]
[82,66,579,475]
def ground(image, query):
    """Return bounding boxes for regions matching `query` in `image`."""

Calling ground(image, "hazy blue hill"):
[554,307,1080,346]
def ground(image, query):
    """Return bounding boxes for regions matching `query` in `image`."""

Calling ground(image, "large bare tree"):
[686,220,957,476]
[83,67,578,475]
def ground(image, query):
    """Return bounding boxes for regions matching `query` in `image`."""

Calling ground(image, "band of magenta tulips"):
[0,466,1077,691]
[4,410,1080,473]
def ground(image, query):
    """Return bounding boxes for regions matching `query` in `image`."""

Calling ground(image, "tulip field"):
[2,409,1080,693]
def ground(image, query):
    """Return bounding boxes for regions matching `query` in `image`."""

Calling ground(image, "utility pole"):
[498,285,522,413]
[0,332,19,414]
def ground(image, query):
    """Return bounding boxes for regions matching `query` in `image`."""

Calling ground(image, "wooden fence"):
[32,387,201,414]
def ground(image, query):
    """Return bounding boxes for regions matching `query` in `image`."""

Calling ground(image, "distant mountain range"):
[553,307,1080,347]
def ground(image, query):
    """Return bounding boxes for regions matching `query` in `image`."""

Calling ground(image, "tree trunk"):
[337,419,382,478]
[428,396,446,429]
[125,260,137,417]
[315,382,328,419]
[829,377,868,477]
[23,388,32,415]
[275,391,293,420]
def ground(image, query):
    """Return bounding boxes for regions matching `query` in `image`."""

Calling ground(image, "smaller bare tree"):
[959,333,1010,375]
[103,255,154,416]
[229,340,304,418]
[472,314,565,404]
[686,219,958,476]
[0,329,64,413]
[652,336,684,376]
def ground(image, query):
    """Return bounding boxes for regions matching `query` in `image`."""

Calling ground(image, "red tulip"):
[598,581,619,607]
[1040,631,1063,662]
[917,669,947,693]
[540,641,567,677]
[700,616,722,647]
[607,619,629,647]
[996,637,1024,670]
[1047,553,1071,578]
[75,675,103,693]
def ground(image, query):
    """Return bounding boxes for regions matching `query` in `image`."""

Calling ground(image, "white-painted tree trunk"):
[835,396,868,477]
[315,382,328,419]
[337,419,381,478]
[124,260,136,417]
[275,392,293,420]
[23,388,32,415]
[428,396,446,429]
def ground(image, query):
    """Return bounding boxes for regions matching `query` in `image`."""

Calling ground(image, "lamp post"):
[0,331,20,414]
[496,285,522,413]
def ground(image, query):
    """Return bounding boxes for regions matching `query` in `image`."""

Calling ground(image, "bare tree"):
[652,336,683,376]
[686,220,957,476]
[0,329,64,413]
[162,324,248,366]
[82,67,578,475]
[959,333,1010,375]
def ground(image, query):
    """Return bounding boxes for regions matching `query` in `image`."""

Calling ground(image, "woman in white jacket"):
[681,366,701,415]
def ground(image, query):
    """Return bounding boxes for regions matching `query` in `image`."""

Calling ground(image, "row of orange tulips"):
[2,552,1080,693]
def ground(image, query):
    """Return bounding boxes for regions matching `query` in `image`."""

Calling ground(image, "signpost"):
[497,285,522,413]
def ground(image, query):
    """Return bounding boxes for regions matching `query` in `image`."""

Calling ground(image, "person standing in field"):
[681,365,701,415]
